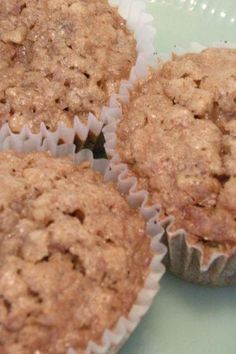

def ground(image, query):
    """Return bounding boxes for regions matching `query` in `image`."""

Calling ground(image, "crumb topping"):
[0,151,151,354]
[0,0,136,133]
[117,48,236,253]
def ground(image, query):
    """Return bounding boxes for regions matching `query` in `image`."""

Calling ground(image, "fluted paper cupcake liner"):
[0,0,156,157]
[163,220,236,287]
[103,41,236,287]
[0,125,166,353]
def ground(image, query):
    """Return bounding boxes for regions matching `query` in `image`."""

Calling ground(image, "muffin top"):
[0,0,136,133]
[0,151,152,354]
[117,48,236,256]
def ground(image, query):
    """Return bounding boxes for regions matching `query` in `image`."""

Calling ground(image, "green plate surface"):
[120,1,236,354]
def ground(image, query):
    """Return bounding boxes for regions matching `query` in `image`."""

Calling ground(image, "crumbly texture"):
[0,0,136,133]
[117,48,236,257]
[0,151,152,354]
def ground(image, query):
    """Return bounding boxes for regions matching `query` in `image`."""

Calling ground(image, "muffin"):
[0,150,160,354]
[0,0,136,134]
[115,47,236,286]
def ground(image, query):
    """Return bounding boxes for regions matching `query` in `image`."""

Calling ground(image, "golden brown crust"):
[0,0,136,133]
[0,151,151,354]
[117,48,236,256]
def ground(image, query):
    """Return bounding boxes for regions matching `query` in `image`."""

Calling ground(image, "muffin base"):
[163,220,236,287]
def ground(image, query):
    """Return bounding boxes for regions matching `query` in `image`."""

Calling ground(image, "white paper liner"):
[0,0,156,152]
[103,41,236,286]
[0,128,166,353]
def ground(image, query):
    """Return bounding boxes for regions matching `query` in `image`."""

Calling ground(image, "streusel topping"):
[0,151,151,354]
[0,0,136,132]
[117,48,236,253]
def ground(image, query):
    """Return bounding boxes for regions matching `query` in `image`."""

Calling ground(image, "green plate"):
[120,1,236,354]
[150,0,236,53]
